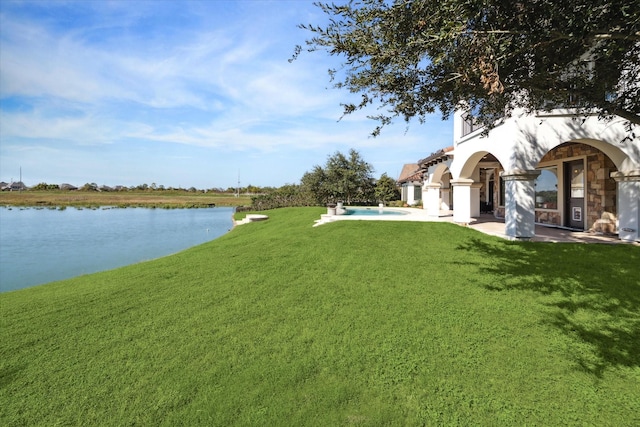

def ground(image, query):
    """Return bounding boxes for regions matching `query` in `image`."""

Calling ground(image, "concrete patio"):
[314,207,638,245]
[466,214,636,244]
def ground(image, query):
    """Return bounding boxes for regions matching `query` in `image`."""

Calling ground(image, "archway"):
[534,141,620,233]
[419,150,455,217]
[450,151,504,224]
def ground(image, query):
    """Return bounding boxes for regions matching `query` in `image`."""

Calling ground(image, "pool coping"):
[313,207,635,245]
[314,206,433,225]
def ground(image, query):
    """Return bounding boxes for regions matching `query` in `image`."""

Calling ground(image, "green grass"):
[1,207,639,426]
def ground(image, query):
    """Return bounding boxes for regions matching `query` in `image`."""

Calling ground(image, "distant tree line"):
[27,182,274,194]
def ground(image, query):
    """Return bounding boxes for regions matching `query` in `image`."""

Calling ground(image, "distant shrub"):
[249,185,317,211]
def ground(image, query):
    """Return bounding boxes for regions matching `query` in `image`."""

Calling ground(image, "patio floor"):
[466,214,635,244]
[314,208,638,245]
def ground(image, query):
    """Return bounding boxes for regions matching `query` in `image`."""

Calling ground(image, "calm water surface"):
[345,208,407,216]
[0,206,234,292]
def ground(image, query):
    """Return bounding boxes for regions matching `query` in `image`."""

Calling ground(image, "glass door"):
[564,159,585,229]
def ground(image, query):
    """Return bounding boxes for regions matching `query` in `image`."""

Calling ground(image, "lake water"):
[0,206,234,292]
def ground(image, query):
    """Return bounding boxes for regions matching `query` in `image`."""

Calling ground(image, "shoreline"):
[0,190,251,209]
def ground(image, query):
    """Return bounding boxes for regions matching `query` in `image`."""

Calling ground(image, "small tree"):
[301,165,329,205]
[302,149,375,205]
[325,149,375,204]
[375,173,400,204]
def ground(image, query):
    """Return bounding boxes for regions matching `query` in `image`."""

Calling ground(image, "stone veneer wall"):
[489,143,617,230]
[535,209,561,226]
[492,172,504,218]
[479,169,487,203]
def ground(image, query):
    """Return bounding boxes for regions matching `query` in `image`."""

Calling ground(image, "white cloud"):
[0,109,113,145]
[0,1,453,188]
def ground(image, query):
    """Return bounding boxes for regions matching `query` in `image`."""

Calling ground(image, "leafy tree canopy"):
[301,165,329,204]
[301,149,375,204]
[295,0,640,135]
[375,173,400,203]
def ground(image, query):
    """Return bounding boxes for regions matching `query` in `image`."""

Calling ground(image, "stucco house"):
[59,183,78,191]
[1,181,28,191]
[397,163,422,205]
[419,109,639,242]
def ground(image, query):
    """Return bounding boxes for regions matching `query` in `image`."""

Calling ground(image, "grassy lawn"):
[1,207,639,426]
[0,190,251,208]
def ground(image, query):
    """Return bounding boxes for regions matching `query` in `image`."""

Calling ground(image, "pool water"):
[344,208,407,216]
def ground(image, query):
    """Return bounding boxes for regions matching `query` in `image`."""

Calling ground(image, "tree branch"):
[609,107,640,126]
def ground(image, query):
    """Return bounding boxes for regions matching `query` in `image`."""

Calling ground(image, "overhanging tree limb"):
[296,0,640,132]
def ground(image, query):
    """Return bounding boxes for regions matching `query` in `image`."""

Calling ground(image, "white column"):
[501,169,540,240]
[612,170,640,242]
[424,183,441,217]
[451,179,473,224]
[407,184,417,205]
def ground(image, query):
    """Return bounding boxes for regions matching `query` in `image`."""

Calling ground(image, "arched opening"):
[430,163,453,211]
[453,151,504,221]
[476,153,502,216]
[535,141,619,232]
[419,149,454,217]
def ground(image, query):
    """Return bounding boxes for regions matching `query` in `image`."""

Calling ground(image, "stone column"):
[501,169,541,240]
[451,178,474,224]
[611,170,640,242]
[440,188,451,210]
[424,183,442,217]
[470,183,482,217]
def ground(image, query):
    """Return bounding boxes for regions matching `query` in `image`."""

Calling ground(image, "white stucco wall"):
[451,109,639,179]
[402,182,421,204]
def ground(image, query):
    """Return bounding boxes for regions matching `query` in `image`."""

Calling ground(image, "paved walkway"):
[314,207,637,245]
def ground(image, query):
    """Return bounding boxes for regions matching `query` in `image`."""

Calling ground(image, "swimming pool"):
[344,208,408,216]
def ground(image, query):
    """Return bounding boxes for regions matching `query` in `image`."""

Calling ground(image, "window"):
[499,177,505,207]
[535,168,558,209]
[462,113,479,136]
[413,185,422,201]
[461,104,483,136]
[569,163,584,198]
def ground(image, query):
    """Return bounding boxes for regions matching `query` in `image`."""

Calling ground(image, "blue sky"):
[0,0,452,189]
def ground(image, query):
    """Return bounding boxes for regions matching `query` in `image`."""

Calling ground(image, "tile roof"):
[418,146,454,167]
[397,163,422,184]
